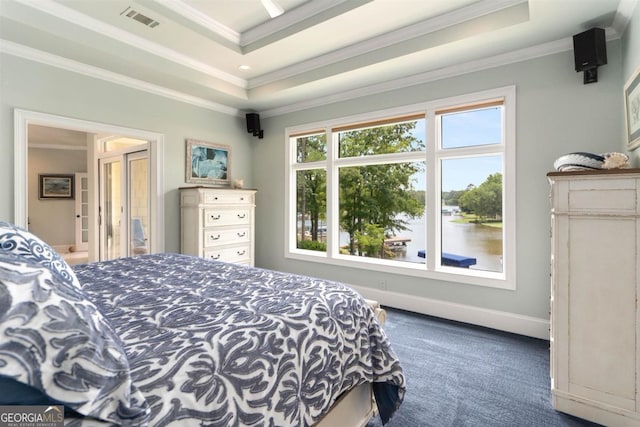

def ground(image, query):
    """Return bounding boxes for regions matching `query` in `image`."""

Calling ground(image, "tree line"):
[442,173,502,222]
[297,123,501,257]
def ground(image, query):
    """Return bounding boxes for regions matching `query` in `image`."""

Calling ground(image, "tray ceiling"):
[0,0,631,116]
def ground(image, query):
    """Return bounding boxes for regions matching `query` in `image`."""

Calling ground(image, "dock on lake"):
[384,237,411,248]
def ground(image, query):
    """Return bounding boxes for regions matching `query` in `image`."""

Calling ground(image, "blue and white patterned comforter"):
[72,253,405,426]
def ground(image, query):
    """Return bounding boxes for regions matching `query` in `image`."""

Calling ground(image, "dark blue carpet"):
[367,308,602,427]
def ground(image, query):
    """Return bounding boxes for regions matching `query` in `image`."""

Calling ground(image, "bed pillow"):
[0,251,150,426]
[0,221,81,289]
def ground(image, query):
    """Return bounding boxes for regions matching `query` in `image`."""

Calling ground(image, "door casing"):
[14,109,164,260]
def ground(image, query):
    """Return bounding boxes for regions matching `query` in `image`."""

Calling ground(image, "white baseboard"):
[349,285,550,340]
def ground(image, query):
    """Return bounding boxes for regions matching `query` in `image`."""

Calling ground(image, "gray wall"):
[28,148,86,245]
[253,42,624,322]
[0,22,634,328]
[623,1,640,84]
[0,54,254,252]
[622,3,640,164]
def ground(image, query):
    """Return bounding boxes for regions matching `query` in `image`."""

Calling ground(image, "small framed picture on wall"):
[39,174,75,199]
[624,66,640,151]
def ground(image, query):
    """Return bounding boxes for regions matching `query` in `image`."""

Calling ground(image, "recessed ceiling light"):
[239,65,251,71]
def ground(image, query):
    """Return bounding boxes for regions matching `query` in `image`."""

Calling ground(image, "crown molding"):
[7,0,626,123]
[0,24,621,121]
[261,21,626,118]
[158,0,241,45]
[241,0,351,45]
[260,37,574,118]
[240,0,370,51]
[611,0,638,37]
[249,0,526,89]
[14,0,524,98]
[15,0,247,88]
[0,36,582,120]
[159,0,371,54]
[0,40,240,116]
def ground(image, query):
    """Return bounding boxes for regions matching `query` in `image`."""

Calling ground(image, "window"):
[286,87,515,289]
[295,132,327,252]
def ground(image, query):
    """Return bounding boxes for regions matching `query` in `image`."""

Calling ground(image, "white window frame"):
[284,86,516,290]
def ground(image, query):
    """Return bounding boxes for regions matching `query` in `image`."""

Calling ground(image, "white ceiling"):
[28,124,88,147]
[0,0,634,117]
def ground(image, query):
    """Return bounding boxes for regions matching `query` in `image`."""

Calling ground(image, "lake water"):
[338,210,503,272]
[306,209,503,272]
[388,213,503,272]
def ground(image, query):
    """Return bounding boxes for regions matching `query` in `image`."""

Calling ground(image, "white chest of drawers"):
[548,169,640,427]
[180,187,256,266]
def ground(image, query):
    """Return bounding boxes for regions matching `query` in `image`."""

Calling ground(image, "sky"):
[441,156,502,191]
[411,107,502,192]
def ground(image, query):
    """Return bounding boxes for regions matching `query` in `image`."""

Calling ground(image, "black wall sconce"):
[246,113,264,139]
[573,28,607,84]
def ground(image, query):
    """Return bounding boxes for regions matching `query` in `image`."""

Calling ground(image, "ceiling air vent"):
[121,7,159,28]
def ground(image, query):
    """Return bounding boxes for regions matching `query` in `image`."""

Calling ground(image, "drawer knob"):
[211,234,221,240]
[237,232,246,238]
[237,250,246,256]
[237,213,246,219]
[210,254,221,260]
[211,214,221,220]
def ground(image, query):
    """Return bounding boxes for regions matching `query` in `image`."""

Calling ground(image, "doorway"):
[27,127,88,263]
[14,109,165,261]
[99,140,150,260]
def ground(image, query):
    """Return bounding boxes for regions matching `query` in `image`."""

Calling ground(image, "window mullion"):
[335,151,424,167]
[285,136,296,256]
[426,109,438,271]
[435,144,504,159]
[326,127,338,258]
[291,160,327,171]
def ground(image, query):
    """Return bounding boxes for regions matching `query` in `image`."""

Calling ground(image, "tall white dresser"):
[180,187,256,266]
[548,169,640,427]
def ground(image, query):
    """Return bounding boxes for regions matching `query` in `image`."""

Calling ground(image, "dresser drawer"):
[203,227,250,247]
[204,208,251,226]
[203,191,253,205]
[568,188,637,213]
[565,178,638,213]
[181,188,256,267]
[204,245,251,263]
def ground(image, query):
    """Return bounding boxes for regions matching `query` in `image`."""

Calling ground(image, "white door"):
[127,151,150,256]
[99,157,123,260]
[74,172,89,251]
[98,149,149,260]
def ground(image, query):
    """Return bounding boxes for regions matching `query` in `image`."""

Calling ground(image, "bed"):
[0,222,405,426]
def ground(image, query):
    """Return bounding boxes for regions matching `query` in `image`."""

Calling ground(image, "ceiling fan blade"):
[261,0,284,18]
